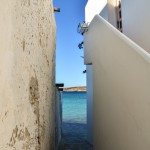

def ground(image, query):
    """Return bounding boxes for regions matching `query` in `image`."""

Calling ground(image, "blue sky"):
[53,0,87,88]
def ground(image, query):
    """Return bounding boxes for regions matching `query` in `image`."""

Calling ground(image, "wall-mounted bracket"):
[78,41,84,49]
[56,83,64,91]
[77,22,89,35]
[83,70,86,74]
[54,7,60,12]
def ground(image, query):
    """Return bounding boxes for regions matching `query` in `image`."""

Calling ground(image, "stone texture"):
[0,0,56,149]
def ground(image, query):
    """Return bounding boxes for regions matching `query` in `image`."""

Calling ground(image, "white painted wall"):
[84,15,150,150]
[107,0,117,27]
[86,65,94,144]
[85,0,109,145]
[85,0,118,25]
[121,0,150,54]
[85,0,107,22]
[100,4,109,21]
[0,0,56,149]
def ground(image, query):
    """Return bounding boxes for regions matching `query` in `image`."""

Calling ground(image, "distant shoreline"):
[63,86,86,92]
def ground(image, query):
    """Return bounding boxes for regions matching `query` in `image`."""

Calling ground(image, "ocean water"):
[62,91,87,124]
[60,92,93,149]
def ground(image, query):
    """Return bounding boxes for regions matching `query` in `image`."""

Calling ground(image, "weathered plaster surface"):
[0,0,56,149]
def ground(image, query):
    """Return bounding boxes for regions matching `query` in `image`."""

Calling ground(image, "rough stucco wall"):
[0,0,56,149]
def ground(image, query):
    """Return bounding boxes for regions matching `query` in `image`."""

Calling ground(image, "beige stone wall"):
[0,0,56,149]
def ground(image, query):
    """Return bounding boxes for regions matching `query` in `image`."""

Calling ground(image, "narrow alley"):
[58,91,93,150]
[59,122,93,150]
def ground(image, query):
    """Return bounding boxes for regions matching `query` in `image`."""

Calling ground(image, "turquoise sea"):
[62,91,87,124]
[60,92,93,149]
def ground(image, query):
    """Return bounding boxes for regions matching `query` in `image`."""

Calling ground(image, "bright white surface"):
[122,0,150,54]
[84,15,150,150]
[85,0,107,22]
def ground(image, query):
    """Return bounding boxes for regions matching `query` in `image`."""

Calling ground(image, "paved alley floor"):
[59,122,93,150]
